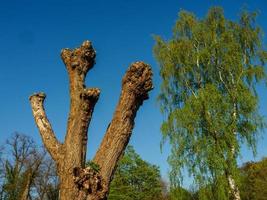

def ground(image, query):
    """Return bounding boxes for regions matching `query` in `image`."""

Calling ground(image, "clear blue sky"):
[0,0,266,187]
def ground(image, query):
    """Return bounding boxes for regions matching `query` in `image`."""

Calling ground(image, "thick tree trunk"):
[58,167,79,199]
[29,41,153,200]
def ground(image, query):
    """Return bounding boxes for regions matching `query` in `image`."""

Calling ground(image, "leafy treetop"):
[154,6,266,200]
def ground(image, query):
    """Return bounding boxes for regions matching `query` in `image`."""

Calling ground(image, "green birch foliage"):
[154,7,266,200]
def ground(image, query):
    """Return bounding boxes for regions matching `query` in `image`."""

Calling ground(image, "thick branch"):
[93,62,153,184]
[61,41,100,167]
[61,40,96,96]
[29,93,62,162]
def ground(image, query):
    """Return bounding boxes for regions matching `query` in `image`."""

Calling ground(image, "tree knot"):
[80,88,101,103]
[122,62,153,100]
[29,92,46,101]
[61,40,96,74]
[29,93,47,110]
[73,167,107,199]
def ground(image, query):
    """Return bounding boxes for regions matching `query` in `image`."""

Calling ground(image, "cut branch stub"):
[61,40,96,74]
[81,88,100,103]
[122,61,153,100]
[29,93,62,162]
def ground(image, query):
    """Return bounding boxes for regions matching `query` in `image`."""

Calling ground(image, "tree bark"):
[29,41,153,200]
[227,173,241,200]
[93,62,153,186]
[226,143,241,200]
[226,102,241,200]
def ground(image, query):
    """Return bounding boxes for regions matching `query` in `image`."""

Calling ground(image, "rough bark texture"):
[93,62,153,186]
[29,41,153,200]
[226,146,241,200]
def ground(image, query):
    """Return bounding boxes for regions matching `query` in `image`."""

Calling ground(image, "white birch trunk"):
[227,102,241,200]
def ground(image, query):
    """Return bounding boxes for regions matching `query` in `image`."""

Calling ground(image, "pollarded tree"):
[154,7,266,200]
[29,41,153,200]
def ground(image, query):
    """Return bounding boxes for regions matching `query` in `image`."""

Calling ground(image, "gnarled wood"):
[61,41,99,168]
[59,41,100,200]
[93,62,153,185]
[73,167,108,200]
[29,93,63,162]
[29,41,153,200]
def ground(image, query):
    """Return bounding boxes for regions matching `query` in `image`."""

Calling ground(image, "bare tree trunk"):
[29,41,153,200]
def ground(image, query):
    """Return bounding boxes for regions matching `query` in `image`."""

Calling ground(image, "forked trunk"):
[29,41,153,200]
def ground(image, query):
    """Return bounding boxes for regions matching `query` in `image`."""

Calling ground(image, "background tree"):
[108,145,163,200]
[32,156,59,200]
[0,133,58,200]
[0,133,43,200]
[168,187,194,200]
[0,146,4,199]
[154,7,266,200]
[29,41,153,200]
[239,157,267,200]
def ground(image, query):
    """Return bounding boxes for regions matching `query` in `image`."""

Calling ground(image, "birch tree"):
[154,7,266,200]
